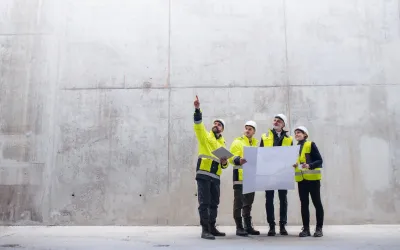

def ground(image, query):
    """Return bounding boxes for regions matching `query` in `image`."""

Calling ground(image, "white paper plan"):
[242,145,300,194]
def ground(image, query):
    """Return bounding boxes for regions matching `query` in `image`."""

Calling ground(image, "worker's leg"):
[265,190,276,236]
[278,190,288,235]
[209,180,225,236]
[233,187,248,236]
[197,179,214,240]
[243,191,259,235]
[298,181,311,237]
[309,180,324,237]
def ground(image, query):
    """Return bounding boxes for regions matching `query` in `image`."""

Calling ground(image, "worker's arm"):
[193,108,208,144]
[229,140,242,166]
[308,142,323,169]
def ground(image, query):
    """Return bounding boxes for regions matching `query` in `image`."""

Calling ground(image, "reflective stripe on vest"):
[196,170,220,180]
[261,130,293,147]
[233,166,242,170]
[295,140,322,182]
[198,154,220,163]
[233,180,242,185]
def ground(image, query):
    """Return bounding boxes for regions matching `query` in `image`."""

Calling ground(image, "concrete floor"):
[0,225,399,250]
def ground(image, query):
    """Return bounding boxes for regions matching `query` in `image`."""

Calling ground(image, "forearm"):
[309,160,323,169]
[194,108,202,123]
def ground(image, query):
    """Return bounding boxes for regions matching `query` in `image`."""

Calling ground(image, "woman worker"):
[292,126,324,237]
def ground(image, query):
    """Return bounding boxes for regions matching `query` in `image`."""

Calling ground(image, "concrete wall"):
[1,0,400,226]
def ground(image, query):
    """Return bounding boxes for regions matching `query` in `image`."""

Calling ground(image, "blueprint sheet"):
[242,145,300,194]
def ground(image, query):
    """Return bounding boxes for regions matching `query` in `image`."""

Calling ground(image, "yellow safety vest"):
[229,135,259,186]
[294,141,322,182]
[261,130,293,147]
[194,117,228,180]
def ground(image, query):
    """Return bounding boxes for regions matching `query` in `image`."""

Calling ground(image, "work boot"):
[200,221,215,240]
[234,217,248,237]
[209,222,226,237]
[243,216,260,235]
[267,224,276,236]
[279,222,288,235]
[313,227,323,237]
[299,227,311,237]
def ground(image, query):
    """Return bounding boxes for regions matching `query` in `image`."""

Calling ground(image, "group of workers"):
[193,95,324,240]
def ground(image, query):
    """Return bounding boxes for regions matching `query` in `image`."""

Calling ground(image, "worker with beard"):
[229,120,260,237]
[260,114,293,236]
[193,95,229,240]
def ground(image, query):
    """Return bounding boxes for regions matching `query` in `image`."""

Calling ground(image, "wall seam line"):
[282,0,291,131]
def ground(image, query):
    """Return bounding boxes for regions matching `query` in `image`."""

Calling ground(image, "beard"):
[212,126,221,133]
[273,125,282,131]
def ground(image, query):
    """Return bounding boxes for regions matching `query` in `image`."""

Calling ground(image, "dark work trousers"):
[197,178,220,226]
[233,186,255,219]
[265,190,288,225]
[298,180,324,229]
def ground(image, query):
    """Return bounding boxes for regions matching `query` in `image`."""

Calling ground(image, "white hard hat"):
[213,119,225,129]
[294,126,309,136]
[275,114,288,128]
[245,120,257,130]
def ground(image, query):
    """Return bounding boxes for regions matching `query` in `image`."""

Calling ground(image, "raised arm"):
[193,95,208,144]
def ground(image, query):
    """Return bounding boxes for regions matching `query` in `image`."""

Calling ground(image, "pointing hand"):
[194,95,200,109]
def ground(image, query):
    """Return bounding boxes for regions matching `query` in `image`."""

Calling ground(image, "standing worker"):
[229,120,260,237]
[260,114,293,236]
[193,95,229,240]
[292,126,324,237]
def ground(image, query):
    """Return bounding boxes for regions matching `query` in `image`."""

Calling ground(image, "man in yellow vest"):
[193,95,229,240]
[292,126,324,237]
[229,120,259,237]
[260,114,293,236]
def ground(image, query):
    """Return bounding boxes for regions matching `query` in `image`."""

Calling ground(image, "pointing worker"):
[193,95,229,240]
[229,120,260,237]
[260,114,293,236]
[292,126,324,237]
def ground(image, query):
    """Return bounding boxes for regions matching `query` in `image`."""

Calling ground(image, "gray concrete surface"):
[0,225,400,249]
[1,0,400,226]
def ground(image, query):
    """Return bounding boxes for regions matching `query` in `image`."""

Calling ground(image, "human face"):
[294,130,306,141]
[272,117,284,131]
[244,125,255,138]
[212,121,224,134]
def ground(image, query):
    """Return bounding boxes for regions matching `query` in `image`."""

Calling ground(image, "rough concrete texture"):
[0,225,400,249]
[0,0,400,226]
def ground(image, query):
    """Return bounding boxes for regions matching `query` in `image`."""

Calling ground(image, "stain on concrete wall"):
[1,0,400,226]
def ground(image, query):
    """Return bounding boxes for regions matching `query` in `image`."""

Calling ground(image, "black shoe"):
[313,227,323,237]
[201,230,215,240]
[267,224,276,236]
[243,216,260,235]
[299,227,311,237]
[279,223,288,235]
[209,223,226,237]
[234,218,248,237]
